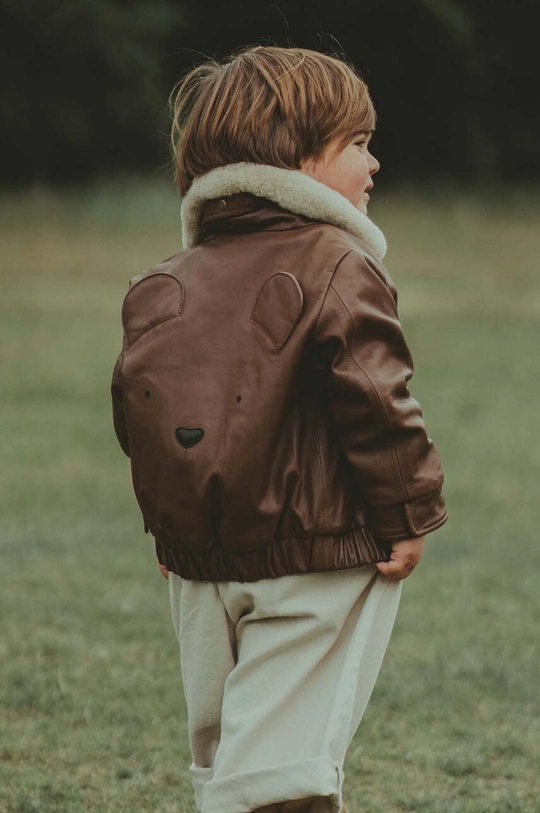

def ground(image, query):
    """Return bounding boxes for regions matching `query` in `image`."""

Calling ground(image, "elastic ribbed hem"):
[155,525,391,583]
[201,755,343,813]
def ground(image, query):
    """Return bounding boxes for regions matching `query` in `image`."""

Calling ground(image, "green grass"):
[1,176,540,812]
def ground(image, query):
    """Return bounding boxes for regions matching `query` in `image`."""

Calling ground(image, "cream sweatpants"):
[168,564,403,813]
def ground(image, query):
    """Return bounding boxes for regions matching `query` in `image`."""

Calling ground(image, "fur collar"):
[180,162,387,260]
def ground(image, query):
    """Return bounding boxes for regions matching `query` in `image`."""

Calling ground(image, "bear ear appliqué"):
[249,272,304,351]
[122,272,184,347]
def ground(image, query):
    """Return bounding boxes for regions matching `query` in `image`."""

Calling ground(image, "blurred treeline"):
[1,0,536,190]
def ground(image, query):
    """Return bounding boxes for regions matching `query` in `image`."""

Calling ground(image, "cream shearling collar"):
[180,161,387,260]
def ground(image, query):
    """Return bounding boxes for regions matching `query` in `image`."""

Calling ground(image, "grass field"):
[1,177,540,812]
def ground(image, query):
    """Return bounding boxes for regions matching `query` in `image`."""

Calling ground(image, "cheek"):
[311,152,368,204]
[354,157,370,185]
[340,160,369,201]
[352,166,368,192]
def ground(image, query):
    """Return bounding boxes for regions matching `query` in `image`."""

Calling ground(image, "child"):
[111,45,448,813]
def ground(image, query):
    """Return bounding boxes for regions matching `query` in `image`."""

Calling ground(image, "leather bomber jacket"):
[111,162,448,582]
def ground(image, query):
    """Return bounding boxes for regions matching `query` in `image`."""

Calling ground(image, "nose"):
[369,151,380,174]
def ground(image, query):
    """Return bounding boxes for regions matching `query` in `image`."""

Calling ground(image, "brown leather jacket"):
[111,162,448,582]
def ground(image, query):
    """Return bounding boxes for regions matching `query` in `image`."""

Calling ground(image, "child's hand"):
[375,536,425,581]
[158,562,169,579]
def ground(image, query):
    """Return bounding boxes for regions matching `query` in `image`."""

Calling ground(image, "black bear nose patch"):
[175,427,204,448]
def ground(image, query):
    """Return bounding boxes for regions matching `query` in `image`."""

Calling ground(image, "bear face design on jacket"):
[111,162,447,582]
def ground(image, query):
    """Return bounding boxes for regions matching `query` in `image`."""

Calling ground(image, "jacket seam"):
[371,483,443,508]
[249,318,281,350]
[311,249,358,337]
[313,400,327,525]
[125,312,182,349]
[121,273,184,348]
[377,508,448,541]
[329,279,410,504]
[201,221,324,244]
[249,271,303,350]
[156,522,375,552]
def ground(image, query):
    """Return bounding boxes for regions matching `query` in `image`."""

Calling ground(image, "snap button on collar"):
[216,198,227,211]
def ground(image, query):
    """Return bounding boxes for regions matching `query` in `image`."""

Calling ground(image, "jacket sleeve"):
[314,248,448,543]
[111,350,130,458]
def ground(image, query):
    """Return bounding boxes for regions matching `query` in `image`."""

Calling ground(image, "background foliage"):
[1,0,537,188]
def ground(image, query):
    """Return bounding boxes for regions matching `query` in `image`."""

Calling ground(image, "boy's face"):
[299,131,380,214]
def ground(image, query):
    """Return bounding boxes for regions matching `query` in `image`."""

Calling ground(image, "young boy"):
[111,45,448,813]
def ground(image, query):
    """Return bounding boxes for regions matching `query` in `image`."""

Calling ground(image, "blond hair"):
[169,45,376,196]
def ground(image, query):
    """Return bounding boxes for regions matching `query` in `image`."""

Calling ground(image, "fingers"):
[376,558,417,581]
[158,562,169,579]
[375,535,425,581]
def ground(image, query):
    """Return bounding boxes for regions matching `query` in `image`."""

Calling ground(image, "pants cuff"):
[200,755,343,813]
[189,763,214,812]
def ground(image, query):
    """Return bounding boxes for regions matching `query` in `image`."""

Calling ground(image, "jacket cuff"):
[368,487,448,542]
